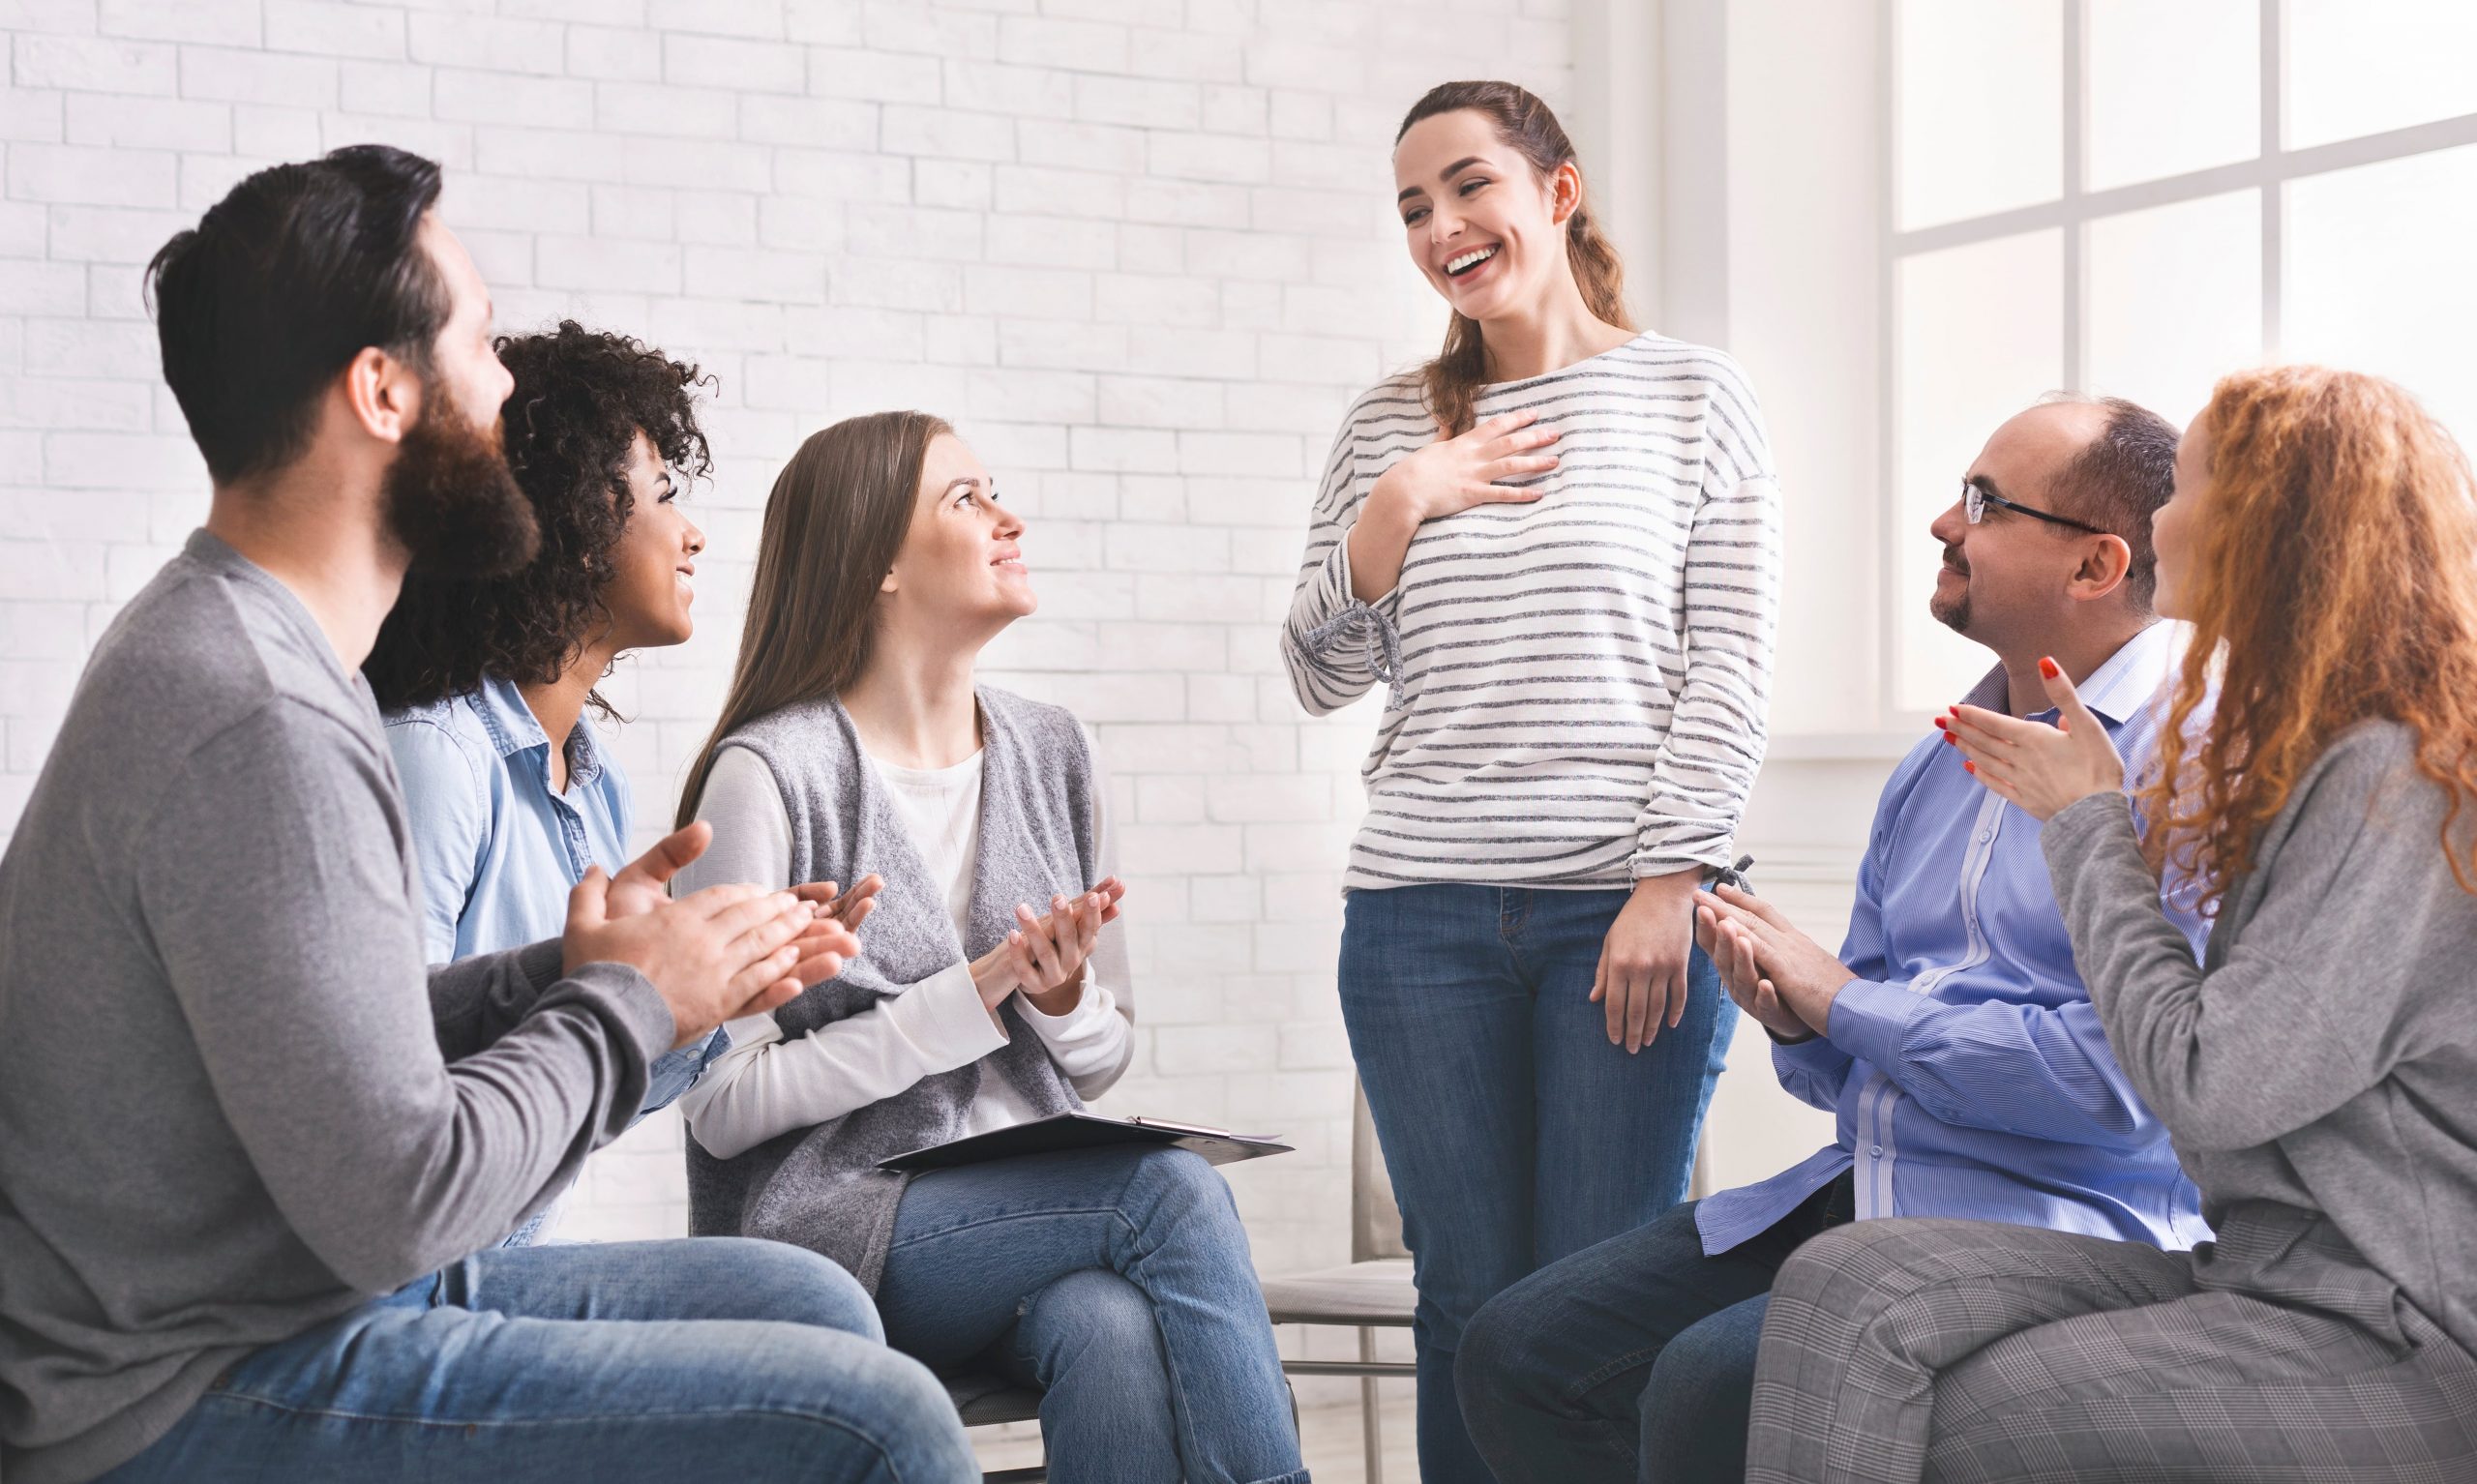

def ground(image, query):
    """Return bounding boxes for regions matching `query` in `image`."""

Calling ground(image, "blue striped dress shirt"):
[1697,621,2214,1255]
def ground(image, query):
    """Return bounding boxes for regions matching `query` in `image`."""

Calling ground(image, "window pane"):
[2285,142,2477,449]
[1897,0,2063,229]
[2086,0,2259,191]
[1895,230,2065,711]
[2288,0,2477,148]
[2087,191,2263,429]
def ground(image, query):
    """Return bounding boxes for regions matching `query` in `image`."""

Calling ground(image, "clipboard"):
[877,1112,1294,1173]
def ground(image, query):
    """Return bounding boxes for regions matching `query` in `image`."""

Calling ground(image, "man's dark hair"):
[147,144,449,485]
[2047,395,2181,613]
[363,321,713,719]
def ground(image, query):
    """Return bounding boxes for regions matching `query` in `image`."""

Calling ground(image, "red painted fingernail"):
[2040,656,2060,679]
[1964,760,1977,774]
[1944,731,1958,746]
[1932,716,1947,730]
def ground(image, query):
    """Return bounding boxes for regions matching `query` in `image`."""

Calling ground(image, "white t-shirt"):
[674,738,1133,1162]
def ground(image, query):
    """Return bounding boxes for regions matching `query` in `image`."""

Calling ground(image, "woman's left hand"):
[1941,656,2127,821]
[1004,882,1123,1016]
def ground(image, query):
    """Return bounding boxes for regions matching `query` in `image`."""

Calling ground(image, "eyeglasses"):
[1963,479,2104,535]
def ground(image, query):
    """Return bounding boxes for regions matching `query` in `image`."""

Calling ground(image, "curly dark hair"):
[364,320,713,719]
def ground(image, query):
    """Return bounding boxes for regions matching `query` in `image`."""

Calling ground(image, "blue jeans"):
[97,1237,974,1484]
[878,1144,1308,1484]
[1339,883,1734,1484]
[1455,1174,1856,1484]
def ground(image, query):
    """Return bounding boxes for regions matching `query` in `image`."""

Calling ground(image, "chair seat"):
[947,1374,1044,1427]
[1261,1257,1416,1327]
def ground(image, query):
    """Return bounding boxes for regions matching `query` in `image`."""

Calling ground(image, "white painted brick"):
[1126,26,1243,83]
[565,23,661,81]
[997,15,1126,74]
[8,143,171,206]
[98,0,257,46]
[1115,221,1184,274]
[534,233,680,294]
[0,85,62,142]
[13,33,175,92]
[404,15,565,76]
[845,202,984,261]
[1073,73,1198,129]
[686,245,827,303]
[1096,371,1224,428]
[737,95,878,150]
[665,33,804,93]
[337,60,433,117]
[178,46,340,107]
[772,145,910,201]
[672,189,757,246]
[912,159,990,209]
[1200,82,1268,134]
[992,163,1123,219]
[1090,272,1217,328]
[1268,87,1329,139]
[1148,129,1270,184]
[61,92,228,150]
[805,45,940,104]
[621,136,771,190]
[880,102,1014,162]
[924,312,996,364]
[981,211,1114,271]
[0,201,45,255]
[1180,429,1301,477]
[783,0,864,45]
[645,0,785,40]
[434,69,592,128]
[265,1,405,60]
[1125,325,1260,379]
[42,203,190,263]
[831,257,965,312]
[965,367,1092,423]
[1121,177,1249,230]
[314,115,474,171]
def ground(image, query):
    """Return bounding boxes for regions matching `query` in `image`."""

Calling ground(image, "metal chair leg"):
[1359,1324,1383,1484]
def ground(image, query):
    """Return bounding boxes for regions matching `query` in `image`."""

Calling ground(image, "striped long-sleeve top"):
[1282,333,1781,892]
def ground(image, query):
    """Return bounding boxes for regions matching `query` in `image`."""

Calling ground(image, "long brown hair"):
[675,410,950,829]
[2142,365,2477,908]
[1396,80,1635,436]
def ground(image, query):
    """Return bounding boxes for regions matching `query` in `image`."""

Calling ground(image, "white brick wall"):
[0,0,1574,1296]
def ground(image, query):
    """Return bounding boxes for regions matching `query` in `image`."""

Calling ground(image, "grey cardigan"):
[2043,720,2477,1354]
[686,686,1108,1291]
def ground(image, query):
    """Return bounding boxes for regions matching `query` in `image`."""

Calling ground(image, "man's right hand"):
[1695,901,1817,1044]
[564,872,819,1049]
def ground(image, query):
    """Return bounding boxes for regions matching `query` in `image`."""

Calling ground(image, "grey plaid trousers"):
[1744,1213,2477,1482]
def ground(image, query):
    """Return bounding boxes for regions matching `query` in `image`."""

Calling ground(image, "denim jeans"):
[1339,883,1735,1484]
[877,1144,1308,1484]
[1455,1174,1857,1484]
[96,1237,974,1484]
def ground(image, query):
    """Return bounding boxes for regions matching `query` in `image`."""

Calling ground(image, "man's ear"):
[339,344,421,446]
[2066,533,2134,603]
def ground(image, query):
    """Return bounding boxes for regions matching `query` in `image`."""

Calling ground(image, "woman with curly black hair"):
[365,320,732,1247]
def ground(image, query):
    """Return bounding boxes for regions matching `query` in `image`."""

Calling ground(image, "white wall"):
[0,0,1579,1291]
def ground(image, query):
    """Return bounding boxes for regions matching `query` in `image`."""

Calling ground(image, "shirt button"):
[1869,1145,1884,1157]
[1978,831,1993,844]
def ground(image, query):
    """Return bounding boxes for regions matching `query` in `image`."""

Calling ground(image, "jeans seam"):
[886,1204,1140,1253]
[1564,1345,1671,1404]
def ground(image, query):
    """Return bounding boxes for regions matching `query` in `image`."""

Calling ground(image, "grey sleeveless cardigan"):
[685,687,1102,1291]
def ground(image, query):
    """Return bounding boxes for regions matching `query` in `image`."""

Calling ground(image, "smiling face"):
[879,433,1032,643]
[1393,106,1578,324]
[598,429,703,653]
[1926,401,2114,652]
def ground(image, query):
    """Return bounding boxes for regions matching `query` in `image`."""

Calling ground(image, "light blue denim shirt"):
[1697,620,2215,1256]
[385,676,722,1242]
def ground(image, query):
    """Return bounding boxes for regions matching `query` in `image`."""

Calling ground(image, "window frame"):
[1878,0,2477,720]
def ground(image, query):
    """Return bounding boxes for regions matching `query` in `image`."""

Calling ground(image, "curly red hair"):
[2143,365,2477,909]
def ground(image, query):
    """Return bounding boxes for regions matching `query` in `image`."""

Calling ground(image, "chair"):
[950,1374,1049,1483]
[1255,1083,1717,1484]
[1257,1081,1416,1484]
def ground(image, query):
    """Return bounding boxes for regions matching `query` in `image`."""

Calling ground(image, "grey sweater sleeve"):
[2040,726,2435,1152]
[135,702,677,1291]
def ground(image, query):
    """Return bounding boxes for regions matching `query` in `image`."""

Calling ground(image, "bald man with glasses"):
[1455,396,2217,1484]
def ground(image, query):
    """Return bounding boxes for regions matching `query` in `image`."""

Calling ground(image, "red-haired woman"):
[1729,366,2477,1480]
[1280,79,1782,1484]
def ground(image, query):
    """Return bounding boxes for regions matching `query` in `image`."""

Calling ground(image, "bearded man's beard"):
[381,386,538,579]
[1929,546,1972,634]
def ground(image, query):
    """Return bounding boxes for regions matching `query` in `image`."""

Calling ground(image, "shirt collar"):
[1958,620,2182,728]
[471,674,604,789]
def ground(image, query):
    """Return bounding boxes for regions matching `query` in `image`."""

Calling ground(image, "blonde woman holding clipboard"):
[674,412,1303,1484]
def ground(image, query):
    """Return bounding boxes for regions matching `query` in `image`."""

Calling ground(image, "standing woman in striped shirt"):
[1282,79,1781,1484]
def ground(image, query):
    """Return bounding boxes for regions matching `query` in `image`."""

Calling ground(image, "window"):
[1886,0,2477,712]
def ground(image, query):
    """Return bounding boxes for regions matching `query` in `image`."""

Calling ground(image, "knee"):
[1128,1147,1240,1234]
[1022,1269,1168,1386]
[825,1341,976,1463]
[1646,1314,1757,1420]
[1455,1274,1564,1410]
[710,1237,885,1343]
